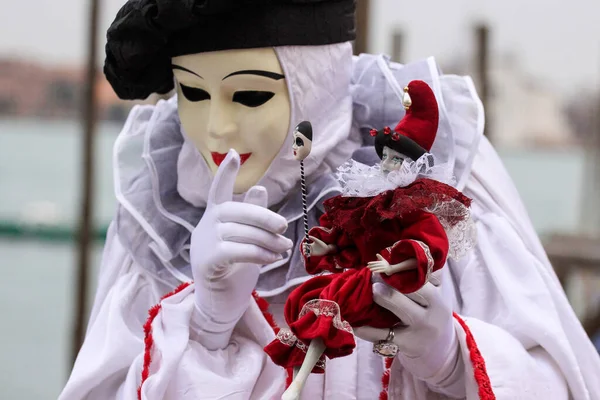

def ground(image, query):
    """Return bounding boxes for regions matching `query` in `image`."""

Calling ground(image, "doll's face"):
[172,48,291,193]
[381,146,407,174]
[292,130,312,161]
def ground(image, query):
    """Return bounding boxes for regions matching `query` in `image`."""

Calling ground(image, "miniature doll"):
[264,80,476,400]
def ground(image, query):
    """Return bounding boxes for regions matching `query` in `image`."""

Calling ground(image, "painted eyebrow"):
[223,70,285,80]
[171,65,203,79]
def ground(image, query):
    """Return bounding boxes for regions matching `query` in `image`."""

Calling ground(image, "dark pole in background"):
[354,0,370,55]
[475,24,491,141]
[592,68,600,235]
[72,0,100,365]
[580,60,600,237]
[391,31,403,63]
[580,89,600,336]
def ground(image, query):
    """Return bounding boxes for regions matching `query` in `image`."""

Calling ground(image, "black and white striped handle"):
[300,160,311,258]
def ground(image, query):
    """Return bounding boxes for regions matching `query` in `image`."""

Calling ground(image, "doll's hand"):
[303,235,335,257]
[190,150,293,350]
[367,254,417,276]
[367,254,392,274]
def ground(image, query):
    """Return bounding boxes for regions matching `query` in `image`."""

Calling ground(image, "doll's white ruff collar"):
[336,155,476,261]
[336,153,455,198]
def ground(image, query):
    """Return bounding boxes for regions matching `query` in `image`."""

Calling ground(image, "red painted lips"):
[211,152,252,166]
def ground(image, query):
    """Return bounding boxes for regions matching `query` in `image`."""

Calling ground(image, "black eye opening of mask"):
[295,137,304,146]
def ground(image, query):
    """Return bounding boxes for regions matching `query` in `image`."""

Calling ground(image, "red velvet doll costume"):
[264,80,474,373]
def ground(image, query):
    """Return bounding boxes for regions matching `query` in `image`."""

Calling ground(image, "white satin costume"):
[59,43,600,400]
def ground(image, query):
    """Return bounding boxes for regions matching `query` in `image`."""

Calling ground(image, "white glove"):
[354,271,466,397]
[190,149,293,350]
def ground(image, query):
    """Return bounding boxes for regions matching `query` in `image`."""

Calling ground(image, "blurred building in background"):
[445,53,579,149]
[0,58,132,122]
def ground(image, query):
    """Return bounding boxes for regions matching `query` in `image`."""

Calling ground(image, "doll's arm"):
[386,257,418,275]
[377,210,449,293]
[300,213,360,274]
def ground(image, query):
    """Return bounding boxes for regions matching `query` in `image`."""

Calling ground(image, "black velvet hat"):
[104,0,357,100]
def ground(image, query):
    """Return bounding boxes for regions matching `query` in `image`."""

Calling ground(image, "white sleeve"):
[449,316,568,399]
[58,253,158,398]
[447,211,574,399]
[59,225,286,400]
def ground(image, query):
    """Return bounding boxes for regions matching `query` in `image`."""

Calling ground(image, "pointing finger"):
[208,149,240,205]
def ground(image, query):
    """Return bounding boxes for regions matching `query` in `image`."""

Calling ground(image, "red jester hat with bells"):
[370,80,439,161]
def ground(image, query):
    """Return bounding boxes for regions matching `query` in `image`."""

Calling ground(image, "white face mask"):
[172,48,291,194]
[172,43,357,208]
[380,146,407,174]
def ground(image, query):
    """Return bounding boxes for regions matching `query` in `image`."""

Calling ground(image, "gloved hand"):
[354,271,466,396]
[190,149,293,350]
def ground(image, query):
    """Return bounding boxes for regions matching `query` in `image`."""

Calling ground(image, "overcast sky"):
[1,0,599,95]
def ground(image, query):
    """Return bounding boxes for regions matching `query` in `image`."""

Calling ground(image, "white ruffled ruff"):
[335,155,476,260]
[336,153,455,198]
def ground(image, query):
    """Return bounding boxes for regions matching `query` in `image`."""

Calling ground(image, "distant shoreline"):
[0,115,127,126]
